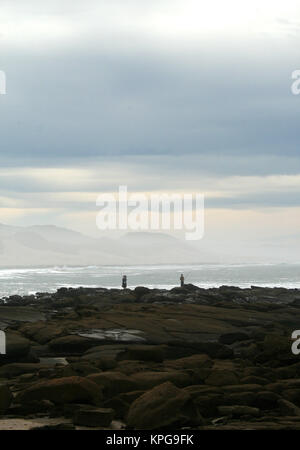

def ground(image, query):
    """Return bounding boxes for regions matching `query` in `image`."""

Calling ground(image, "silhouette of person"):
[180,273,184,287]
[122,275,127,289]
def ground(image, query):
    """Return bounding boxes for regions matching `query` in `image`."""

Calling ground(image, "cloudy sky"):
[0,0,300,261]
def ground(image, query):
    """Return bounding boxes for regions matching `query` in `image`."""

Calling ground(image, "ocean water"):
[0,263,300,298]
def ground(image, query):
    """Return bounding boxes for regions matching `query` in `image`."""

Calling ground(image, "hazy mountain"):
[0,224,208,267]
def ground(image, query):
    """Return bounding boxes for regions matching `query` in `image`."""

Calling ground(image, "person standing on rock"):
[122,275,127,289]
[180,273,184,287]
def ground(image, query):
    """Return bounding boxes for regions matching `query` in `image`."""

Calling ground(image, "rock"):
[256,334,292,363]
[223,392,257,406]
[2,332,31,363]
[253,391,280,410]
[282,389,300,405]
[20,323,63,344]
[48,335,96,353]
[30,423,75,430]
[275,362,300,379]
[116,360,155,376]
[222,384,262,393]
[192,393,223,417]
[10,399,54,415]
[130,370,192,390]
[127,382,202,429]
[118,345,165,363]
[0,384,13,413]
[278,399,300,416]
[164,354,212,370]
[0,363,50,378]
[134,287,151,300]
[240,376,268,385]
[67,361,100,376]
[205,370,240,386]
[219,332,250,345]
[73,407,115,427]
[218,405,260,418]
[87,372,136,398]
[16,376,102,405]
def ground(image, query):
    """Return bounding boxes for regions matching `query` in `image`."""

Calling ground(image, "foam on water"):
[0,263,300,298]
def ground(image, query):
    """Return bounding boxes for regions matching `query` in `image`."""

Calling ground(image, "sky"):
[0,0,300,261]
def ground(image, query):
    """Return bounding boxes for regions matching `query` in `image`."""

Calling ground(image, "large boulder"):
[16,376,102,405]
[0,384,13,413]
[127,381,202,429]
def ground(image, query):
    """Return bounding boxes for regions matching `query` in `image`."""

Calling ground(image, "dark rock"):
[205,370,240,387]
[218,405,260,418]
[16,376,102,405]
[240,376,269,385]
[118,345,165,363]
[127,381,202,429]
[219,332,250,345]
[0,384,13,413]
[48,335,97,353]
[87,372,136,398]
[73,407,115,427]
[134,287,151,300]
[278,398,300,416]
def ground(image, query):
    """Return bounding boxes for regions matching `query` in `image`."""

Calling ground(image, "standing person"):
[122,275,127,289]
[180,273,184,287]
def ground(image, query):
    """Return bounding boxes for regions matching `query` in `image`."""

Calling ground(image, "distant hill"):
[0,224,208,267]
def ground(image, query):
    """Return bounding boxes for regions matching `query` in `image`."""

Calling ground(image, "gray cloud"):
[0,0,300,234]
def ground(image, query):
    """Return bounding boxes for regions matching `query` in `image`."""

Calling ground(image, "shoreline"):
[0,284,300,430]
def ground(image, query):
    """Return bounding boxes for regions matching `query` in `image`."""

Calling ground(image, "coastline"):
[0,284,300,430]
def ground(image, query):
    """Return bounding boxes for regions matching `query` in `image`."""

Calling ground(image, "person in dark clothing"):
[180,273,184,287]
[122,275,127,289]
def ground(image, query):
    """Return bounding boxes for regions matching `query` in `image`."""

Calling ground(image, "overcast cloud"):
[0,0,300,258]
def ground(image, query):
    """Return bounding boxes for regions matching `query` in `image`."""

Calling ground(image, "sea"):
[0,263,300,299]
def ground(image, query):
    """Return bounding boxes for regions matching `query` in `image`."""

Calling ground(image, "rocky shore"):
[1,284,300,430]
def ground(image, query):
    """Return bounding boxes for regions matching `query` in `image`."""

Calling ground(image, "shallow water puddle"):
[77,328,146,342]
